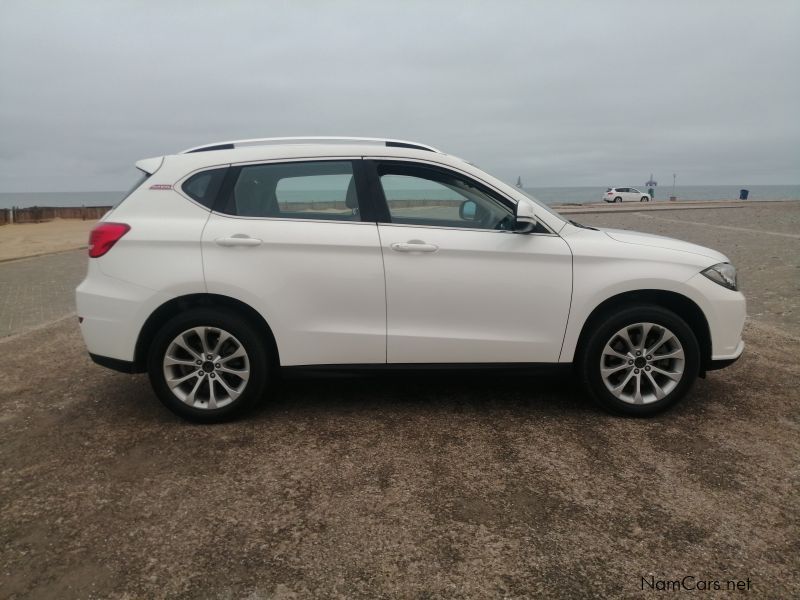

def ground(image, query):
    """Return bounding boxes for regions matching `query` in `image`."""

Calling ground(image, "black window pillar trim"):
[212,165,241,214]
[359,159,391,223]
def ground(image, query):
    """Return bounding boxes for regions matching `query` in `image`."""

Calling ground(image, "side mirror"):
[459,200,478,220]
[514,197,539,233]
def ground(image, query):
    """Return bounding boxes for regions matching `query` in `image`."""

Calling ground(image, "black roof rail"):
[180,137,442,154]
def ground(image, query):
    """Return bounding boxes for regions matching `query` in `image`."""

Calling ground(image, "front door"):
[369,160,573,364]
[201,159,386,366]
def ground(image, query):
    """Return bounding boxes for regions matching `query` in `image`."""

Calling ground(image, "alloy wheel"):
[162,327,250,410]
[600,322,685,404]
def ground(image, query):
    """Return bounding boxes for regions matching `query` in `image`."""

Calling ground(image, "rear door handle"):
[391,241,439,253]
[215,234,262,247]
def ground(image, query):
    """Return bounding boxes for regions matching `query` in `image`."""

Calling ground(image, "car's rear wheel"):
[578,305,700,416]
[614,196,622,203]
[147,308,270,422]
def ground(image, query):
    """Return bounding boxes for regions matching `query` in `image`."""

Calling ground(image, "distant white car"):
[76,137,744,422]
[604,187,651,203]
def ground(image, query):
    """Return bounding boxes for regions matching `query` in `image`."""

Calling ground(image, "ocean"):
[1,185,799,209]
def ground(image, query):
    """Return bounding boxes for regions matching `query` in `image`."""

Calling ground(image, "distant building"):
[645,173,658,187]
[516,176,523,188]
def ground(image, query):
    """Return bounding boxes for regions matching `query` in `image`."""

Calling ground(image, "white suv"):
[76,137,745,422]
[604,187,651,203]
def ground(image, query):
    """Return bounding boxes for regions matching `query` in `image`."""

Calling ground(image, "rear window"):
[217,161,359,221]
[111,170,152,209]
[182,168,227,209]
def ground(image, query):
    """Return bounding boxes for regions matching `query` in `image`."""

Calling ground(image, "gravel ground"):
[1,203,798,599]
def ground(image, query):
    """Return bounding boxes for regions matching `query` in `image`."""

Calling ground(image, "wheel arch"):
[133,293,280,372]
[574,289,712,372]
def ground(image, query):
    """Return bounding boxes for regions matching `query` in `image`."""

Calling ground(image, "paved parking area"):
[0,204,798,598]
[0,249,86,338]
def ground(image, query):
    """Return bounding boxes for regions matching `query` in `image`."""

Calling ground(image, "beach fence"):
[1,205,113,225]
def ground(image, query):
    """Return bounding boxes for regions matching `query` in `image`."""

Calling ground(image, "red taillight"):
[88,222,130,258]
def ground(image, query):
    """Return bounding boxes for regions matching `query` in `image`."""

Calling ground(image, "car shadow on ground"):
[101,369,609,425]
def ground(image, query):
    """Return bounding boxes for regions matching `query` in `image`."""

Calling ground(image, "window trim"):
[209,157,376,224]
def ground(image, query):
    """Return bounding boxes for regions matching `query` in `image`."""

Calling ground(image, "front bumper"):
[683,272,746,369]
[707,340,745,371]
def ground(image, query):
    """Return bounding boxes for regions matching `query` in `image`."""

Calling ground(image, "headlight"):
[701,262,738,291]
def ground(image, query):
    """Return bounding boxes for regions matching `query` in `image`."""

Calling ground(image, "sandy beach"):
[0,218,97,262]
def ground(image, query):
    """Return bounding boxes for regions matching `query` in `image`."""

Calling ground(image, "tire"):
[577,305,700,416]
[147,308,271,422]
[614,197,622,203]
[641,196,649,202]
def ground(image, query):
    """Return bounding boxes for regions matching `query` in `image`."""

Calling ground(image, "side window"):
[377,163,514,230]
[219,161,359,221]
[182,167,227,209]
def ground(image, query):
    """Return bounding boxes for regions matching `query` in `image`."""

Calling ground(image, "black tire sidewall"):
[147,308,270,422]
[615,197,622,203]
[579,305,700,416]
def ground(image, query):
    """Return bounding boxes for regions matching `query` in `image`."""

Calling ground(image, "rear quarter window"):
[182,168,227,209]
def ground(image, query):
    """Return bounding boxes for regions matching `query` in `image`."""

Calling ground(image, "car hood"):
[600,228,728,262]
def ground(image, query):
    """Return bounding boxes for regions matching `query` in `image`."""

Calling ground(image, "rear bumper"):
[76,260,170,363]
[89,353,140,373]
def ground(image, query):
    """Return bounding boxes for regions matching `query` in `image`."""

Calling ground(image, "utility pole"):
[671,173,677,201]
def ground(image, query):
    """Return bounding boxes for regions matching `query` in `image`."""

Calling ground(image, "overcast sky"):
[1,0,798,192]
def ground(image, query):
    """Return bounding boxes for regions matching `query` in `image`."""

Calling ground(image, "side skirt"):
[280,362,573,379]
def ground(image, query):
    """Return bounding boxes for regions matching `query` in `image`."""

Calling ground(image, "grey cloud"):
[1,0,798,191]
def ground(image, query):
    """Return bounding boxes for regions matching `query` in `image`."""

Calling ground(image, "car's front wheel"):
[147,308,270,422]
[578,305,700,416]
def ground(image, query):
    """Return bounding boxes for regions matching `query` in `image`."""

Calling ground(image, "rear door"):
[200,159,386,366]
[368,159,572,364]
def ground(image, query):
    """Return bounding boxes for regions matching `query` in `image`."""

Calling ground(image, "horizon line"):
[3,182,800,195]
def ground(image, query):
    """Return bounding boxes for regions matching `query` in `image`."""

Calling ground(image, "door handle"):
[215,234,262,247]
[391,241,439,253]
